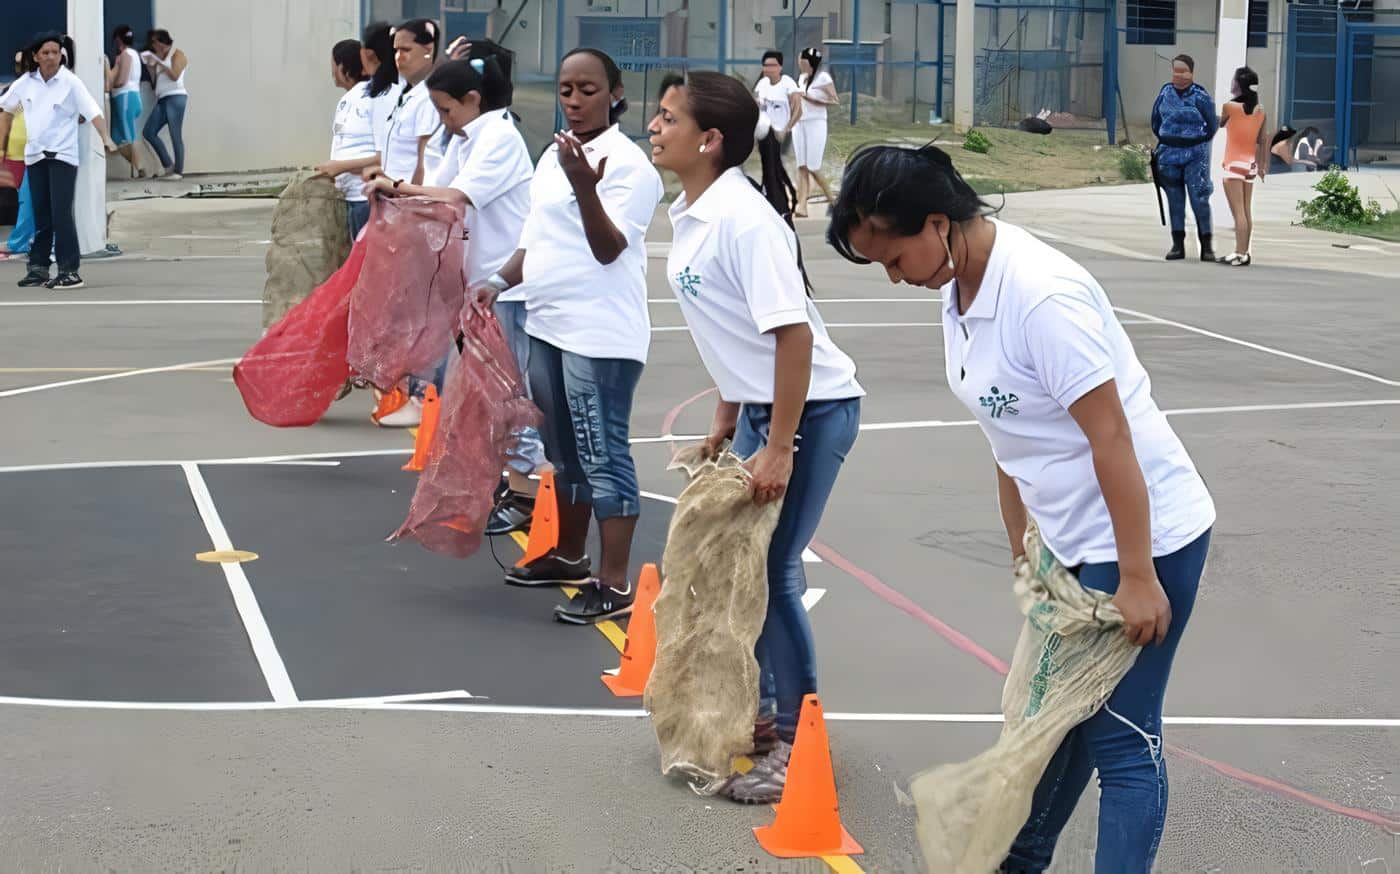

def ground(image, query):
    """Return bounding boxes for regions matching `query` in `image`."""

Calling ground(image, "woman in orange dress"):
[1218,66,1268,266]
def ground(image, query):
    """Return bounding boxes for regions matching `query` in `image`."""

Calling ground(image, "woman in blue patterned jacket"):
[1151,54,1217,262]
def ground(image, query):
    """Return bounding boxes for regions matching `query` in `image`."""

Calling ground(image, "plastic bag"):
[391,307,539,558]
[645,444,783,792]
[346,196,466,390]
[234,238,366,428]
[261,173,350,328]
[909,521,1140,873]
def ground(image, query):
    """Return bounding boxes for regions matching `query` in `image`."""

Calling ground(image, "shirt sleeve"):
[453,127,532,208]
[68,74,103,120]
[1021,292,1116,410]
[732,217,809,333]
[410,96,440,138]
[596,154,662,250]
[0,80,23,113]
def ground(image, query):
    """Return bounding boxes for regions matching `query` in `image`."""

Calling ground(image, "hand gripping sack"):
[391,307,540,558]
[262,172,351,327]
[910,521,1140,873]
[346,196,466,390]
[234,237,366,427]
[645,444,783,792]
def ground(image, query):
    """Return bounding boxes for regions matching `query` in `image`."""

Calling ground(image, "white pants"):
[792,119,828,171]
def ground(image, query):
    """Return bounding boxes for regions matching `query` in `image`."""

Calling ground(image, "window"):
[1126,0,1176,45]
[1247,0,1269,48]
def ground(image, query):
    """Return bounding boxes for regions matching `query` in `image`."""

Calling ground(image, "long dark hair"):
[27,31,75,71]
[363,21,397,98]
[427,56,512,113]
[333,39,366,82]
[1232,65,1260,114]
[561,47,628,124]
[828,143,994,264]
[800,47,823,91]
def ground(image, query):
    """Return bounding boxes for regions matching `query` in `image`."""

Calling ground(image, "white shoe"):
[375,396,422,428]
[163,172,183,181]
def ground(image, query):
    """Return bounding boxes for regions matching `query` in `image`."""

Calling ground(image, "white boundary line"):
[0,358,237,399]
[650,322,939,333]
[181,462,298,703]
[0,299,261,307]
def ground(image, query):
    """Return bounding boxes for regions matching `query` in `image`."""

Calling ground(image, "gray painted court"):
[0,189,1396,871]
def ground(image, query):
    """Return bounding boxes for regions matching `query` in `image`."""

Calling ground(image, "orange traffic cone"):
[753,694,864,859]
[601,563,661,696]
[371,386,409,424]
[401,384,441,472]
[515,470,559,567]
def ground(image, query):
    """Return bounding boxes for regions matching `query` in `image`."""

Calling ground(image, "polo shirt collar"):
[463,107,509,140]
[946,218,1007,321]
[669,166,747,224]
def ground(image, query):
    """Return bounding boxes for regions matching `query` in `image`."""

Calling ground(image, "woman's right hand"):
[1113,572,1172,647]
[469,281,500,310]
[701,424,735,461]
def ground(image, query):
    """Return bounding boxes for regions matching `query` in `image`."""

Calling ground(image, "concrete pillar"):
[953,0,974,131]
[69,0,108,256]
[1210,0,1249,233]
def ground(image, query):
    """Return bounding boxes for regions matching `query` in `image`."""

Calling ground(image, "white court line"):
[651,322,939,332]
[181,462,298,704]
[1114,306,1400,387]
[0,690,471,711]
[0,299,260,307]
[647,297,938,304]
[0,358,237,399]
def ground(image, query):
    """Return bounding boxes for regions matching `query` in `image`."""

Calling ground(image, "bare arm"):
[411,135,429,186]
[318,155,380,178]
[996,464,1028,560]
[90,114,116,150]
[366,174,468,205]
[785,91,802,133]
[745,322,813,504]
[702,398,743,459]
[107,52,128,92]
[0,111,13,156]
[169,50,188,80]
[1255,111,1269,179]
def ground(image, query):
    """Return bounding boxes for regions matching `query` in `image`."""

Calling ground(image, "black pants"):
[27,157,80,274]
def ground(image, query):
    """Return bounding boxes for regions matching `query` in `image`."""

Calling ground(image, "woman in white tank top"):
[104,24,143,177]
[140,29,188,178]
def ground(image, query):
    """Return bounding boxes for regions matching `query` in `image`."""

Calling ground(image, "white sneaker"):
[163,172,183,181]
[375,396,422,428]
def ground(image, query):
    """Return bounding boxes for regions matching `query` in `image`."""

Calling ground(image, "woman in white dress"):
[792,47,838,217]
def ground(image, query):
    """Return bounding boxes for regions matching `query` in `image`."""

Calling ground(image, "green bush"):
[1118,148,1148,181]
[1297,168,1385,230]
[962,129,992,154]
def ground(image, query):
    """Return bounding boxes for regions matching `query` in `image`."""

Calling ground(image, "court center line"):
[181,462,298,703]
[0,358,237,399]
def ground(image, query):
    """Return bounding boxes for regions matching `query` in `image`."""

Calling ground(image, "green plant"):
[962,129,992,154]
[1117,148,1148,181]
[1297,168,1385,230]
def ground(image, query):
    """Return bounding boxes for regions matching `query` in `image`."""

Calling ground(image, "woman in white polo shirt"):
[648,70,863,804]
[314,39,376,240]
[829,144,1215,873]
[364,18,443,188]
[0,32,117,290]
[472,48,663,626]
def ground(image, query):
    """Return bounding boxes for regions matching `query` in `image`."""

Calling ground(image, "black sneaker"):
[504,551,591,588]
[553,578,634,625]
[17,268,49,287]
[484,491,534,537]
[45,272,85,290]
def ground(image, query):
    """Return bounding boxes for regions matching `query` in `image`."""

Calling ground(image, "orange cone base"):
[600,673,645,697]
[598,563,661,697]
[753,823,864,859]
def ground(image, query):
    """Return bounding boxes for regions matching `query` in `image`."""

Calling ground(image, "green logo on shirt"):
[979,386,1019,418]
[674,266,702,298]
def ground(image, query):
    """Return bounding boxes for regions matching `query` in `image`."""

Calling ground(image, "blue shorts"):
[110,91,143,145]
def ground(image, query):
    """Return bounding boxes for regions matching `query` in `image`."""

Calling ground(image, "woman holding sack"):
[829,143,1215,872]
[648,70,864,803]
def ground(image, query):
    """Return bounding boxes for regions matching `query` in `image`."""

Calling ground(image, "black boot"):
[1165,231,1186,260]
[1198,233,1216,262]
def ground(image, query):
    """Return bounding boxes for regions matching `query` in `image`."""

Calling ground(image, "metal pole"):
[1334,8,1349,163]
[936,0,946,120]
[718,0,728,72]
[850,0,862,124]
[68,0,106,256]
[555,0,566,132]
[953,0,974,130]
[913,2,920,123]
[1102,0,1116,144]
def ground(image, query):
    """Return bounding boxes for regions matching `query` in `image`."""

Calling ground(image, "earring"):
[944,228,956,272]
[699,144,707,153]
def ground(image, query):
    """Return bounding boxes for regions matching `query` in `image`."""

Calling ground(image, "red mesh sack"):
[347,196,466,390]
[233,237,366,427]
[392,307,541,558]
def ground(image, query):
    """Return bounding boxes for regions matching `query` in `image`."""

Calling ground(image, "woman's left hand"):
[744,445,794,505]
[555,133,605,192]
[367,175,399,195]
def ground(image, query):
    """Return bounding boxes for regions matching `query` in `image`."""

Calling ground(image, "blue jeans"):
[732,397,861,740]
[1157,155,1212,234]
[492,300,547,475]
[1004,528,1212,874]
[6,172,34,254]
[144,94,188,174]
[526,336,643,521]
[346,200,370,241]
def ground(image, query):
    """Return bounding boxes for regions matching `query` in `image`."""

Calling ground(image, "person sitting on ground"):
[1268,126,1298,173]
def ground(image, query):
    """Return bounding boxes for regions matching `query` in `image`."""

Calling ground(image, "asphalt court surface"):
[0,211,1396,870]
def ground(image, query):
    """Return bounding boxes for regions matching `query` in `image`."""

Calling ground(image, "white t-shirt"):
[755,75,800,132]
[667,167,863,404]
[144,48,187,98]
[370,78,403,155]
[433,108,533,289]
[383,79,443,182]
[517,124,664,363]
[0,67,103,167]
[797,71,835,123]
[114,47,141,95]
[330,81,376,201]
[943,220,1215,567]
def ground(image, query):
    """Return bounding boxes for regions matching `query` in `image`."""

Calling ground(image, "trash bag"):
[262,172,351,328]
[346,196,466,391]
[391,306,539,558]
[645,444,783,792]
[909,520,1140,873]
[234,237,366,427]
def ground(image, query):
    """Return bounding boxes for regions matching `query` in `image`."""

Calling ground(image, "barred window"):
[1126,0,1176,45]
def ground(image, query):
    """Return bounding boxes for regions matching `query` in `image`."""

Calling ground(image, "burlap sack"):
[262,173,350,327]
[911,521,1140,873]
[645,444,783,792]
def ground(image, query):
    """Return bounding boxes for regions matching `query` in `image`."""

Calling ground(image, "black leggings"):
[27,158,80,273]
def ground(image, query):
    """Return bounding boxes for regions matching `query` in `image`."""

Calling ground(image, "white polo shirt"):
[517,124,664,363]
[330,81,376,201]
[369,78,403,154]
[943,220,1215,567]
[0,67,103,167]
[433,108,532,289]
[667,167,863,404]
[383,79,443,182]
[755,75,800,132]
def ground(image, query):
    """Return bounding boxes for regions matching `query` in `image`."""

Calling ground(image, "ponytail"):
[426,56,513,112]
[363,22,398,97]
[800,47,823,91]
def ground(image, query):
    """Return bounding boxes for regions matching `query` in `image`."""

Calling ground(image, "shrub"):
[1118,148,1148,181]
[1297,168,1384,230]
[962,129,992,154]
